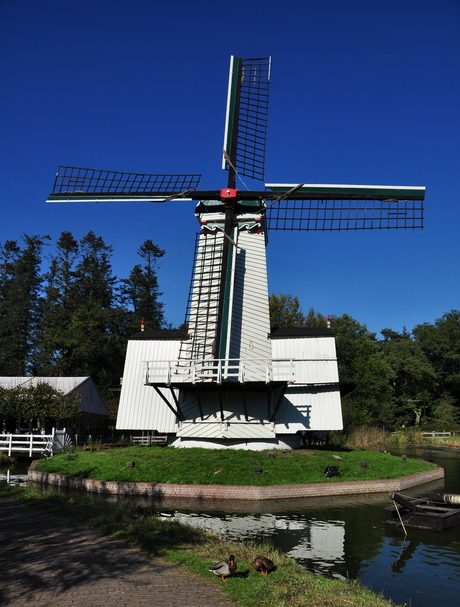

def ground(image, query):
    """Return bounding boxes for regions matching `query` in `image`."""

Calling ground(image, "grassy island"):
[33,444,435,485]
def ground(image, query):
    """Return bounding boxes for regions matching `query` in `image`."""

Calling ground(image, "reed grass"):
[345,426,393,449]
[425,435,460,447]
[390,428,425,444]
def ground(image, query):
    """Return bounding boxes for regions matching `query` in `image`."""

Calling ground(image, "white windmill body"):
[116,198,343,449]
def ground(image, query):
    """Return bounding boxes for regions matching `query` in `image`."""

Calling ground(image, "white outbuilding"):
[0,376,110,439]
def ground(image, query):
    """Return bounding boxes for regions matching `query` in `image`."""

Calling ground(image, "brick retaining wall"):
[28,465,444,500]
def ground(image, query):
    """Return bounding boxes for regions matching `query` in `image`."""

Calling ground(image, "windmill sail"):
[264,184,425,230]
[47,166,201,203]
[222,56,271,185]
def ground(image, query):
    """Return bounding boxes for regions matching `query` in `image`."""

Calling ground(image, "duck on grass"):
[209,554,276,581]
[209,554,237,581]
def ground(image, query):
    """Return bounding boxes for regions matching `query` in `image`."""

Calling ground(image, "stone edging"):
[28,465,444,501]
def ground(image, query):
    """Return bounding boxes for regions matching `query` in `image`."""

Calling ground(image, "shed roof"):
[270,327,335,338]
[127,327,334,341]
[128,328,188,340]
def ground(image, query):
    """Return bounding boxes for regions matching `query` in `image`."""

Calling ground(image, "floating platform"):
[384,492,460,531]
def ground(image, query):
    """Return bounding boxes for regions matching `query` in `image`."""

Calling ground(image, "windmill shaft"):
[214,199,236,363]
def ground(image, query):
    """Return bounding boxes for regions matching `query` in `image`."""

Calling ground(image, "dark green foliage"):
[304,307,327,327]
[380,327,436,427]
[269,294,327,329]
[0,231,166,401]
[0,383,81,421]
[37,231,128,395]
[38,231,80,375]
[269,293,306,327]
[0,235,50,374]
[413,311,460,406]
[433,394,460,429]
[332,314,393,428]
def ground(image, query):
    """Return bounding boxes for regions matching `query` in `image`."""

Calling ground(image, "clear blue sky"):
[1,0,459,336]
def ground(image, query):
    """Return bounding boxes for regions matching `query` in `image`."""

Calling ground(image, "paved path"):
[0,498,235,607]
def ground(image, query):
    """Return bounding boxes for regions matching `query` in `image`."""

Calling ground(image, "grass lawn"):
[33,445,435,485]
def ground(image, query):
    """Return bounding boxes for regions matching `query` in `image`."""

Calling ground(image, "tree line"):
[0,231,166,398]
[269,294,460,432]
[1,233,458,432]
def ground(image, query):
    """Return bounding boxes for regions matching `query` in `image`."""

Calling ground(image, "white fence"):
[0,428,71,457]
[132,435,168,446]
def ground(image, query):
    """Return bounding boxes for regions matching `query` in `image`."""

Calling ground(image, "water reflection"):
[0,459,29,486]
[0,470,28,486]
[283,519,346,579]
[360,535,460,606]
[149,447,460,606]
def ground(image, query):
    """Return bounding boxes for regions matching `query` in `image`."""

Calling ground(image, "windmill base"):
[170,434,302,451]
[116,328,344,449]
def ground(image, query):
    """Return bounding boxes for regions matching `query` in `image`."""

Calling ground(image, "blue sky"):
[1,0,459,336]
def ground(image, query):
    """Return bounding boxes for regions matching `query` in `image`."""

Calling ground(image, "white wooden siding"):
[229,230,272,380]
[271,336,339,384]
[275,387,343,432]
[177,391,276,439]
[271,336,337,360]
[116,340,180,432]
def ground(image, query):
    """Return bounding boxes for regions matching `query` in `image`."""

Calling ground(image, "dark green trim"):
[218,226,236,361]
[267,184,426,200]
[224,56,241,164]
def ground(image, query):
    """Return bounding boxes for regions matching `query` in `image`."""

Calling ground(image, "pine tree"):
[0,235,49,375]
[0,241,21,370]
[38,231,80,374]
[38,231,128,396]
[121,239,165,331]
[66,231,127,392]
[269,293,305,328]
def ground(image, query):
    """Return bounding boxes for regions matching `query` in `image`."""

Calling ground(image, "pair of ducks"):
[209,554,274,581]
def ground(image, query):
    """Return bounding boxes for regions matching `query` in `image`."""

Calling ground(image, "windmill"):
[47,56,425,449]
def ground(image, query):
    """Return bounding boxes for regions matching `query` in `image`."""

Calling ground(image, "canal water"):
[4,447,460,607]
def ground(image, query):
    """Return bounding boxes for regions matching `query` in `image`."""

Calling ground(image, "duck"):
[251,555,275,576]
[209,555,237,581]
